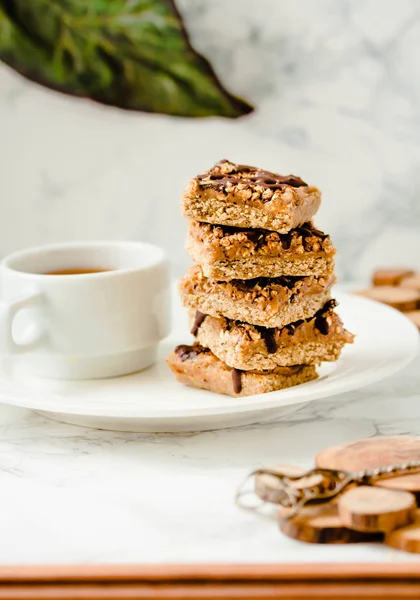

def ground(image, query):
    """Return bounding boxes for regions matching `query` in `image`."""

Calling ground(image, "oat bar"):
[189,300,354,371]
[179,265,336,328]
[186,220,335,280]
[182,160,321,233]
[166,344,318,397]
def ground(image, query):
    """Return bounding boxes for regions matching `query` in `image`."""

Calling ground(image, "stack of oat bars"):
[167,160,354,397]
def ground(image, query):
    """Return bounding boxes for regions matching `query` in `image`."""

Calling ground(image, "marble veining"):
[0,353,419,564]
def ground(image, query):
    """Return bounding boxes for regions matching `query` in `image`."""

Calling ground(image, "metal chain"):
[354,460,420,484]
[236,461,420,519]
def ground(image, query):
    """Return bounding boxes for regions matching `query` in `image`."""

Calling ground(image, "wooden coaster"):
[255,465,323,504]
[401,273,420,292]
[375,473,420,499]
[315,436,420,498]
[316,436,420,471]
[355,286,420,311]
[338,486,416,533]
[372,269,414,286]
[385,510,420,553]
[279,502,381,544]
[405,311,420,330]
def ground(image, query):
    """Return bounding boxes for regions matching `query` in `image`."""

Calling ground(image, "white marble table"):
[0,354,419,565]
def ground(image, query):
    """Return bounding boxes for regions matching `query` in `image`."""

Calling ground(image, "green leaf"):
[0,0,253,118]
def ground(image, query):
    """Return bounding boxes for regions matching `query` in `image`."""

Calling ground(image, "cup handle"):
[0,292,44,354]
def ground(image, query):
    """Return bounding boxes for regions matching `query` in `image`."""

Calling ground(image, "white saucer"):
[0,292,418,432]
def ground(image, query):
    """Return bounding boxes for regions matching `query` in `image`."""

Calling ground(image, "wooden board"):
[316,436,420,497]
[1,564,420,599]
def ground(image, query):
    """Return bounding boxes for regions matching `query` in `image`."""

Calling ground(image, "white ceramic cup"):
[0,241,170,379]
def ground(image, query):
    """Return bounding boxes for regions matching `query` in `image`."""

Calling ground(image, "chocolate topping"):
[191,310,206,336]
[262,299,338,341]
[312,300,337,335]
[199,222,329,252]
[196,160,307,193]
[318,299,338,314]
[295,225,329,241]
[231,368,242,394]
[314,315,330,335]
[284,320,304,336]
[280,234,292,250]
[276,365,304,375]
[256,327,278,353]
[239,275,298,290]
[175,344,209,361]
[244,230,260,243]
[217,299,339,352]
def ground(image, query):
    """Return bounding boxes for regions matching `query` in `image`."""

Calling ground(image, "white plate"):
[0,292,418,432]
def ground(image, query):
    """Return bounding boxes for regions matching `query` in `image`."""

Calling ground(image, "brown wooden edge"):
[0,564,419,599]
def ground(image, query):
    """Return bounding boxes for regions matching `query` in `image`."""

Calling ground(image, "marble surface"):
[0,352,419,565]
[1,0,420,282]
[1,0,420,566]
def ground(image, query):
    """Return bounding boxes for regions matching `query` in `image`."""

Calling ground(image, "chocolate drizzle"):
[295,225,329,241]
[175,344,209,361]
[312,299,336,335]
[256,327,278,353]
[205,222,329,251]
[312,299,337,335]
[244,230,260,243]
[284,320,304,336]
[231,368,242,394]
[280,234,292,250]
[240,275,298,290]
[268,299,338,340]
[197,160,307,193]
[191,310,206,336]
[319,299,337,313]
[279,224,329,251]
[314,314,330,335]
